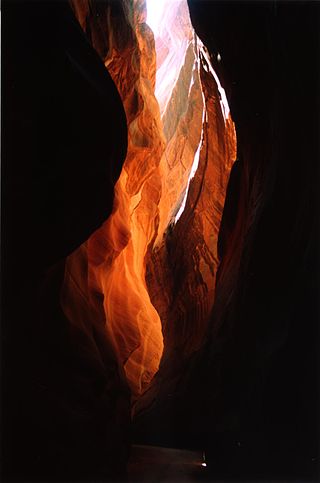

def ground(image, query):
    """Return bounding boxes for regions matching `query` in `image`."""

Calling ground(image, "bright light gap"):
[146,0,231,224]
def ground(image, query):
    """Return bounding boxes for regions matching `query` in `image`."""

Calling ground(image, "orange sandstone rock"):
[64,0,236,399]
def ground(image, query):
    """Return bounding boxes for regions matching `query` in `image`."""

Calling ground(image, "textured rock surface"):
[68,0,165,397]
[136,49,236,416]
[3,0,318,481]
[66,0,236,399]
[134,2,319,480]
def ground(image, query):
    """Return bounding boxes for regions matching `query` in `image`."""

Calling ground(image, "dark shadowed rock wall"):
[133,1,319,479]
[2,1,130,480]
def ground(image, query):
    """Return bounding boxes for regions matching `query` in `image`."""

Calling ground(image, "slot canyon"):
[2,1,319,482]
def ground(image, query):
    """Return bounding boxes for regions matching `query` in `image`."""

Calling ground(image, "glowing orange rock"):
[64,0,236,399]
[66,0,165,397]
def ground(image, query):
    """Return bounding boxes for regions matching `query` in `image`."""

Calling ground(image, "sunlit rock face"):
[65,0,236,399]
[136,0,236,414]
[66,0,165,398]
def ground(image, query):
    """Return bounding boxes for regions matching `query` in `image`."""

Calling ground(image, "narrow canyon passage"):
[3,0,318,481]
[64,0,236,400]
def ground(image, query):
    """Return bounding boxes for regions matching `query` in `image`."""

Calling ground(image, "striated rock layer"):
[66,0,165,397]
[65,0,236,399]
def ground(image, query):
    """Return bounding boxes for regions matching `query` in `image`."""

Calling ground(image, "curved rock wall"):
[140,2,318,477]
[2,2,130,479]
[66,0,165,397]
[65,0,236,399]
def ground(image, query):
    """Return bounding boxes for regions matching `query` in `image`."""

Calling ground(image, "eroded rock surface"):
[66,0,236,400]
